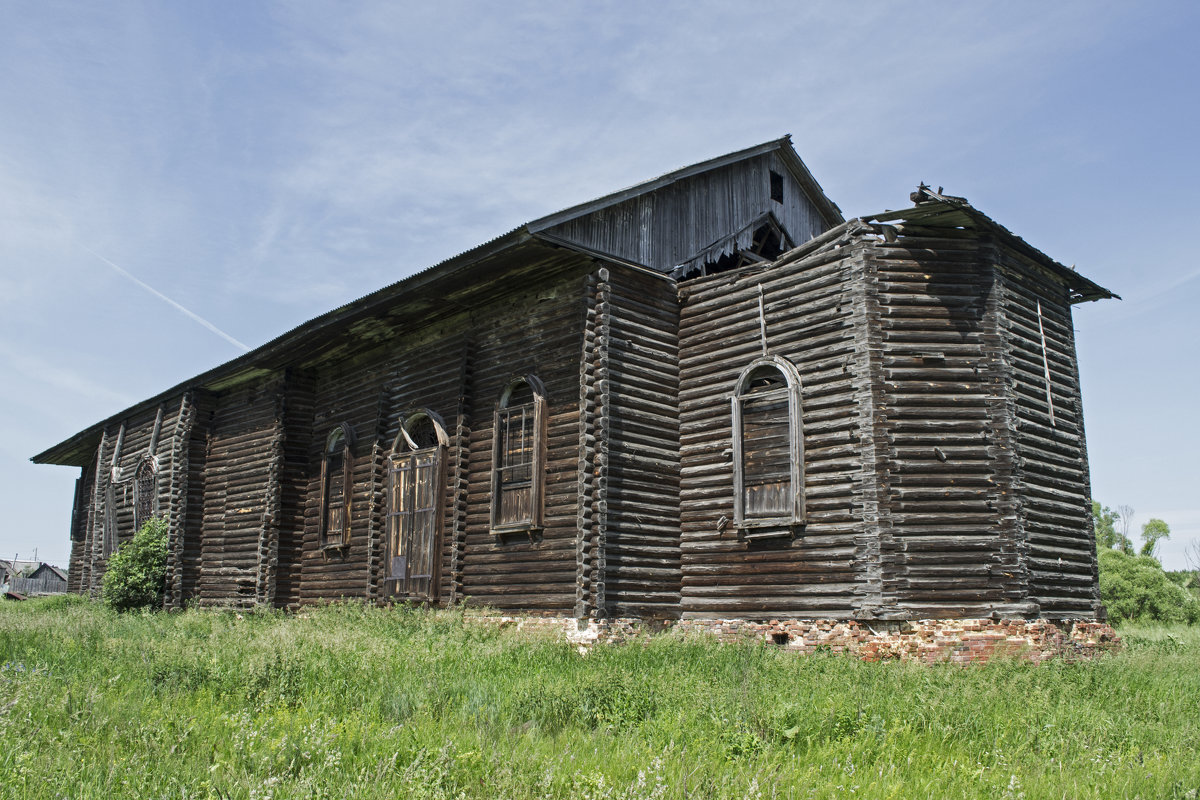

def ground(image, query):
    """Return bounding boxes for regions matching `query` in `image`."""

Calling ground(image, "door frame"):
[385,409,450,602]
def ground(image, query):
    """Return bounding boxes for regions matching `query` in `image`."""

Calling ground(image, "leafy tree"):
[1140,518,1171,558]
[1092,500,1132,554]
[101,517,168,612]
[1098,548,1200,624]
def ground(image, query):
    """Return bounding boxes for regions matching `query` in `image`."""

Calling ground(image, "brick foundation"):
[467,614,1120,663]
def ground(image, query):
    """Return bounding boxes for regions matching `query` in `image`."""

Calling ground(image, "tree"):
[101,517,168,612]
[1098,548,1200,624]
[1140,518,1171,559]
[1186,539,1200,588]
[1092,500,1132,554]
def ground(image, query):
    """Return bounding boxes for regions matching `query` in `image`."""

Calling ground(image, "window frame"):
[318,423,356,549]
[730,355,805,536]
[489,375,547,536]
[386,409,450,600]
[132,456,158,532]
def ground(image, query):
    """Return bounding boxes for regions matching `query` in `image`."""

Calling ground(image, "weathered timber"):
[36,142,1113,624]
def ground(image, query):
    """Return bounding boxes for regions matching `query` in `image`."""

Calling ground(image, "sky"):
[3,1,1198,571]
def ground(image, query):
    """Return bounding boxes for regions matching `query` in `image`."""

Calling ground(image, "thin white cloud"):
[80,245,250,352]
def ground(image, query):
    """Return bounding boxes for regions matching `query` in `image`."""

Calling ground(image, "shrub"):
[101,517,168,612]
[1099,548,1200,625]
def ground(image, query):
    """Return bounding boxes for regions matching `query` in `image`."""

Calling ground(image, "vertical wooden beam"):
[448,334,474,605]
[147,404,165,457]
[849,242,886,617]
[84,429,109,597]
[575,274,599,619]
[364,379,389,603]
[591,268,613,617]
[255,390,286,607]
[166,393,195,610]
[981,245,1030,613]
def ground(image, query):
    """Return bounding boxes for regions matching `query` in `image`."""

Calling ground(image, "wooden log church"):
[34,137,1116,623]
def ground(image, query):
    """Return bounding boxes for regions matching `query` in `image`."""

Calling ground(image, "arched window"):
[731,357,805,534]
[386,410,449,600]
[491,376,546,534]
[133,457,157,531]
[319,423,355,547]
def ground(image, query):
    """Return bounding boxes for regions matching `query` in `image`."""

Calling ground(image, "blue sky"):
[4,1,1198,569]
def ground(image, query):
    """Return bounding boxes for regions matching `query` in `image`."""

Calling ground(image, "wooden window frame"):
[132,456,157,532]
[490,375,547,536]
[319,423,355,549]
[731,356,805,537]
[386,409,450,600]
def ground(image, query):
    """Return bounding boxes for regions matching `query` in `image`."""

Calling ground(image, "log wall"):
[995,253,1099,617]
[178,392,215,605]
[458,271,590,612]
[275,369,316,609]
[599,266,682,618]
[299,360,386,603]
[197,379,282,607]
[869,233,1022,617]
[56,220,1104,621]
[74,399,188,597]
[373,327,471,604]
[66,465,94,594]
[677,231,868,619]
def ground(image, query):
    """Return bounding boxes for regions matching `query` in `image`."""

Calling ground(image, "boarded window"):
[320,424,355,547]
[491,377,546,533]
[133,458,156,531]
[731,359,804,533]
[386,410,447,601]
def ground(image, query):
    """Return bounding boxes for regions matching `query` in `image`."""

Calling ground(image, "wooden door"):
[386,447,443,601]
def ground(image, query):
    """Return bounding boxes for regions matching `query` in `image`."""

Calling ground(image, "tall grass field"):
[1,597,1197,799]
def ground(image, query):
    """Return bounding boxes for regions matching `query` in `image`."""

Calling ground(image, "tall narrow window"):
[133,457,157,531]
[731,357,805,535]
[491,376,547,534]
[320,424,355,547]
[387,410,448,601]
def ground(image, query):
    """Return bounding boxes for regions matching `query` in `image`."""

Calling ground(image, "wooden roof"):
[33,138,838,467]
[864,186,1117,303]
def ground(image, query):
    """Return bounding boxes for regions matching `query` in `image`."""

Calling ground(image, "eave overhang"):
[864,191,1118,304]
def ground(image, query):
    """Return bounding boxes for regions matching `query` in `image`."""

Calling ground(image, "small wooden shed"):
[33,138,1114,622]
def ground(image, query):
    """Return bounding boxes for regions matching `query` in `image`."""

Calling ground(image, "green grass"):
[1,598,1198,799]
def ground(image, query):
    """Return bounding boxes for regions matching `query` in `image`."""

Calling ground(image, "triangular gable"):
[530,136,842,274]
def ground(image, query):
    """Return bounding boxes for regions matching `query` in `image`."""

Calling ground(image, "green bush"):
[1099,548,1200,624]
[101,517,168,612]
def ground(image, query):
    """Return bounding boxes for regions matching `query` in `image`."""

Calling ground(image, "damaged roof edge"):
[528,135,844,233]
[865,200,1119,304]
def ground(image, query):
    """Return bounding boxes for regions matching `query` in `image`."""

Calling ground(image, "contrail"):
[80,245,250,352]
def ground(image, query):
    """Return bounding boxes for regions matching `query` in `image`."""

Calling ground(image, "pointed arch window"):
[386,409,448,601]
[133,457,157,531]
[319,423,355,548]
[731,357,805,535]
[491,376,547,534]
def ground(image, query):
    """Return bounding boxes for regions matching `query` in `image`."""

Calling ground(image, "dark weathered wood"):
[41,145,1111,624]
